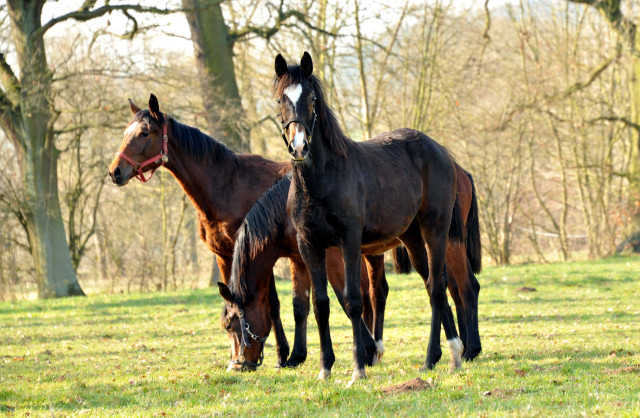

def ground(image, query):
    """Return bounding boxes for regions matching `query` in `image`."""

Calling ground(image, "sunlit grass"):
[1,256,639,415]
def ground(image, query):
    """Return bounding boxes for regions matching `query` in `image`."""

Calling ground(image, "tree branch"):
[0,52,20,107]
[568,0,636,44]
[36,4,179,39]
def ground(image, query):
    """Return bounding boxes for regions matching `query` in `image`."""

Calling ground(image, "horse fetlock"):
[448,337,464,371]
[318,368,332,381]
[347,368,366,388]
[374,340,385,365]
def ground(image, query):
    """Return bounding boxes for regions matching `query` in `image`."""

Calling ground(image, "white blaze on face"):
[283,84,306,150]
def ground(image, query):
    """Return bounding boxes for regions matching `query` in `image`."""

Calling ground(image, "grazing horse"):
[107,94,385,368]
[274,52,465,386]
[218,174,388,370]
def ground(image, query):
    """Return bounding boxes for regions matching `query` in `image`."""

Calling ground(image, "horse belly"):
[361,171,422,245]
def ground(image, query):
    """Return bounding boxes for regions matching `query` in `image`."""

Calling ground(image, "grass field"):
[1,256,639,416]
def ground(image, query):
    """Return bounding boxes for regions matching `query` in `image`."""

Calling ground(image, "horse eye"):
[141,131,149,138]
[276,99,281,105]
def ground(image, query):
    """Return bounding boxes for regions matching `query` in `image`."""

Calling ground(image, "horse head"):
[218,282,271,372]
[108,94,168,185]
[274,52,318,161]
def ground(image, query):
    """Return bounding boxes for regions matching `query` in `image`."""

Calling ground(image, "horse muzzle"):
[285,122,310,161]
[108,164,132,186]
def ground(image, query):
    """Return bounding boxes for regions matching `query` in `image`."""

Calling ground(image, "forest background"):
[1,0,638,299]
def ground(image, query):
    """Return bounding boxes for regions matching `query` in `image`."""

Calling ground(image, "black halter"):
[280,98,317,148]
[231,308,268,370]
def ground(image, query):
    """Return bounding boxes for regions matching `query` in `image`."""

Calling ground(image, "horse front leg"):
[298,239,334,381]
[326,250,378,367]
[341,235,368,387]
[267,271,290,368]
[283,258,311,368]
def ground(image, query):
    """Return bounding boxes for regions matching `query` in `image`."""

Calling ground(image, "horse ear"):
[148,94,161,120]
[301,51,313,78]
[217,282,234,303]
[129,99,141,115]
[275,54,288,78]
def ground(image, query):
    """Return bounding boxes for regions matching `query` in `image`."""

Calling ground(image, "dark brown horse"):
[274,52,464,385]
[218,167,483,370]
[107,94,385,368]
[218,174,388,370]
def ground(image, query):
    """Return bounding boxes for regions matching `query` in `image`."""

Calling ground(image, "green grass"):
[1,256,639,416]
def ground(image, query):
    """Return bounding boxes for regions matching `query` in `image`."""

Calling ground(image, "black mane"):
[274,65,351,158]
[131,110,238,165]
[228,172,293,302]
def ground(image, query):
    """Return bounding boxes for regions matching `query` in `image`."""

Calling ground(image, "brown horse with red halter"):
[107,94,387,368]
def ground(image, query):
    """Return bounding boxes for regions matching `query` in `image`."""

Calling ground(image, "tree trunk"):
[4,0,84,298]
[181,0,249,152]
[624,30,640,251]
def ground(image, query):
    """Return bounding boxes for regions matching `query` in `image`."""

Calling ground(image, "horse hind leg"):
[447,265,467,353]
[422,222,463,371]
[447,246,481,361]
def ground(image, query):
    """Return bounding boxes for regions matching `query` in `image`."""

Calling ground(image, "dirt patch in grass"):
[605,365,640,374]
[381,378,433,395]
[516,287,537,293]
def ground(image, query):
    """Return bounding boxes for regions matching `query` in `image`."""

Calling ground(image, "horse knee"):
[313,295,331,318]
[344,296,363,321]
[292,297,310,321]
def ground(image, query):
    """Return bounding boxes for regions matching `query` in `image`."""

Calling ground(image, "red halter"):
[116,119,169,183]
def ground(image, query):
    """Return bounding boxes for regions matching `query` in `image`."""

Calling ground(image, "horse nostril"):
[302,142,309,156]
[288,143,295,156]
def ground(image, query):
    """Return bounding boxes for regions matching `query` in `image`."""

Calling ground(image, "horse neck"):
[163,123,238,220]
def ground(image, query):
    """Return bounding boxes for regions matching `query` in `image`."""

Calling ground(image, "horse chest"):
[198,218,235,257]
[290,193,343,247]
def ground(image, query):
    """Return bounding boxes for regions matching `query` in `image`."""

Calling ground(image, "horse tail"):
[464,170,482,274]
[449,194,465,245]
[392,245,412,274]
[230,172,292,297]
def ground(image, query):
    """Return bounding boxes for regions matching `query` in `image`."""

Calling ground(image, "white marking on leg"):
[347,368,366,388]
[448,337,464,370]
[375,340,385,364]
[283,84,302,109]
[318,368,331,381]
[124,121,140,137]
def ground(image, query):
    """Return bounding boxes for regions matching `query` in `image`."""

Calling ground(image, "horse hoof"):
[423,350,442,370]
[318,368,332,381]
[281,355,307,368]
[347,368,366,387]
[464,345,482,362]
[448,337,464,371]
